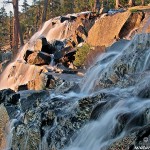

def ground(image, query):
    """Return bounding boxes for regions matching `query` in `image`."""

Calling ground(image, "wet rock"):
[55,81,80,94]
[0,89,15,104]
[90,101,107,120]
[27,73,47,90]
[62,70,78,74]
[113,112,132,137]
[84,46,106,68]
[134,77,150,99]
[0,104,9,150]
[42,43,56,54]
[51,40,65,51]
[5,105,18,119]
[17,84,28,91]
[45,73,57,89]
[88,33,150,91]
[19,90,49,112]
[27,72,57,90]
[0,89,20,105]
[27,51,51,65]
[62,50,76,67]
[6,93,20,105]
[34,37,43,51]
[23,50,34,62]
[34,36,56,54]
[106,39,130,52]
[60,16,70,23]
[109,125,150,150]
[54,46,72,61]
[12,124,41,150]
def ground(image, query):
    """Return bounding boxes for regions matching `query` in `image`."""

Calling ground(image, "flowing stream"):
[63,33,150,150]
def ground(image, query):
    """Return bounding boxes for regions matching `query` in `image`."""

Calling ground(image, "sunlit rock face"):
[0,11,96,91]
[87,10,146,47]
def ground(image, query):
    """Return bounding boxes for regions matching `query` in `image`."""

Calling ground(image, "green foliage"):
[73,43,91,67]
[74,0,91,13]
[130,9,138,13]
[62,0,74,14]
[48,0,62,18]
[0,6,10,49]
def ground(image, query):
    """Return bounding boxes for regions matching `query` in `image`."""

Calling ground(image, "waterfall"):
[64,95,150,150]
[63,33,150,150]
[0,12,83,91]
[80,33,150,94]
[1,10,150,150]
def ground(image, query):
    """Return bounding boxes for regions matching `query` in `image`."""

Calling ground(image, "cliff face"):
[87,7,150,47]
[87,11,131,47]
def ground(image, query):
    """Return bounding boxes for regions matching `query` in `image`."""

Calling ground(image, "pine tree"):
[22,0,29,13]
[62,0,74,15]
[48,0,61,18]
[0,6,9,50]
[42,0,48,23]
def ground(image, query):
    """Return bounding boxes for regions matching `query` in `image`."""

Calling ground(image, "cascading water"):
[0,12,85,91]
[62,33,150,150]
[64,94,150,150]
[1,11,150,150]
[81,33,150,94]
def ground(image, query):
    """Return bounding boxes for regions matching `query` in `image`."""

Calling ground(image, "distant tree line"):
[0,0,150,56]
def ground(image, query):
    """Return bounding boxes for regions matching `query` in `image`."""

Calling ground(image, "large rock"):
[23,50,34,62]
[0,89,20,105]
[0,51,12,62]
[119,11,144,39]
[87,11,131,46]
[27,51,51,65]
[54,46,72,61]
[34,37,56,54]
[19,90,49,112]
[0,104,9,150]
[27,72,58,90]
[84,46,106,68]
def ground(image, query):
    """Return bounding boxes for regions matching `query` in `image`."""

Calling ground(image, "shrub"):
[73,43,91,67]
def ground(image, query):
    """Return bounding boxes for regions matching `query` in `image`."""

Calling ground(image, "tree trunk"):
[94,0,100,13]
[141,0,145,5]
[115,0,123,9]
[12,0,19,56]
[12,0,24,57]
[18,22,24,46]
[128,0,135,6]
[9,11,13,49]
[42,0,48,24]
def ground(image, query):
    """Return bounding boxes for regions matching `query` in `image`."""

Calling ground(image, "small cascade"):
[0,11,93,91]
[5,119,18,150]
[64,94,150,150]
[81,33,150,94]
[80,51,119,94]
[50,54,55,66]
